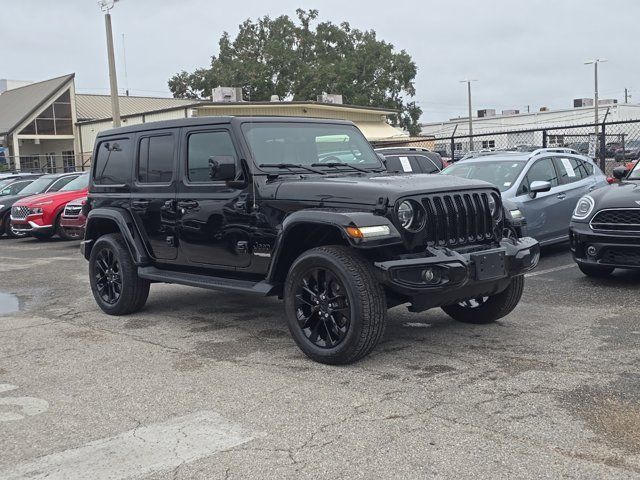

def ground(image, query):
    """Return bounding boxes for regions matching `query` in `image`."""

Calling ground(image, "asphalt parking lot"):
[1,237,639,479]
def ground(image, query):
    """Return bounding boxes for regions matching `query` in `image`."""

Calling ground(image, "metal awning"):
[354,121,407,141]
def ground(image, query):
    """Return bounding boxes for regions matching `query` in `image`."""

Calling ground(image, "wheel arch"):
[83,208,150,264]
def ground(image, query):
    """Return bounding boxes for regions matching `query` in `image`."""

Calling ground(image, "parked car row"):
[0,172,88,240]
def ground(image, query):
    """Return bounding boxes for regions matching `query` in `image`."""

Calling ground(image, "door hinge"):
[374,196,390,215]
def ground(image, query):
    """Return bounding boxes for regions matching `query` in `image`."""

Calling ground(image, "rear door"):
[514,157,567,242]
[131,129,179,261]
[552,156,595,229]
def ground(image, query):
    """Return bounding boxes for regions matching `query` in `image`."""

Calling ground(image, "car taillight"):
[606,177,616,184]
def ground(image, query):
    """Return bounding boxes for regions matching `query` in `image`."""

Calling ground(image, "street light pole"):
[584,59,606,136]
[99,0,121,128]
[460,79,477,151]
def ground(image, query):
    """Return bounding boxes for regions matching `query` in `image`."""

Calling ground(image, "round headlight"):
[573,195,595,220]
[487,194,500,218]
[397,201,415,229]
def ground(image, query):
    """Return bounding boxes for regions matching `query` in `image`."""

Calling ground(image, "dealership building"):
[0,74,405,172]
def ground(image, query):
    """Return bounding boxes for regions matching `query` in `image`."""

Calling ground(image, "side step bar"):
[138,266,276,296]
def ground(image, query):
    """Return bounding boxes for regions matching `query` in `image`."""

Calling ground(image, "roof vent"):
[573,98,594,108]
[317,93,343,104]
[212,86,243,103]
[501,109,520,115]
[477,109,496,117]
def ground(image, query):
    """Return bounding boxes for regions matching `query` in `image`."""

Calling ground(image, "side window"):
[48,175,79,192]
[187,131,236,182]
[555,157,583,183]
[579,160,594,177]
[93,138,132,185]
[138,134,175,183]
[416,154,442,173]
[10,181,29,195]
[518,158,558,195]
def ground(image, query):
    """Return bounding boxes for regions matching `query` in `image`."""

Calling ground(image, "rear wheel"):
[442,276,525,324]
[284,245,386,365]
[89,233,150,315]
[578,264,614,278]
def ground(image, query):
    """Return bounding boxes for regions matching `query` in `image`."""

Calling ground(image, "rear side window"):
[415,154,442,173]
[138,134,175,183]
[48,175,79,192]
[187,131,236,182]
[555,157,584,183]
[94,138,131,185]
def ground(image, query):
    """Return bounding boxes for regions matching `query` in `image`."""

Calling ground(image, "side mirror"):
[209,156,237,181]
[529,180,551,198]
[612,165,628,180]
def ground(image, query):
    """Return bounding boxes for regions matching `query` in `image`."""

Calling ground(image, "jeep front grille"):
[420,191,496,247]
[11,206,29,220]
[590,209,640,233]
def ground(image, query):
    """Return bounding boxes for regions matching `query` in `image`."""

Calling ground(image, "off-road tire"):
[284,245,387,365]
[442,275,525,324]
[578,264,615,278]
[3,211,27,238]
[89,233,150,315]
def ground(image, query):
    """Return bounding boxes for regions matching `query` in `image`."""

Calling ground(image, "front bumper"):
[10,217,53,234]
[60,216,86,231]
[570,223,640,270]
[374,237,539,312]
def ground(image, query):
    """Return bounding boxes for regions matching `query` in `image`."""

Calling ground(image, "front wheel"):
[578,264,614,278]
[442,276,525,324]
[284,245,387,365]
[3,212,27,238]
[89,233,150,315]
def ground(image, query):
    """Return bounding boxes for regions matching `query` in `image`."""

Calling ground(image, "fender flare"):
[266,209,402,282]
[83,207,150,265]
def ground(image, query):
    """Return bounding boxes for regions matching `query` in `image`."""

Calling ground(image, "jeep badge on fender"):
[82,117,540,364]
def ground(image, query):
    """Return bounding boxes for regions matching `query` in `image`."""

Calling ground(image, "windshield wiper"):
[311,162,378,173]
[259,163,326,175]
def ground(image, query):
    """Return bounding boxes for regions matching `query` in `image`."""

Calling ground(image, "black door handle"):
[177,200,199,209]
[132,200,150,209]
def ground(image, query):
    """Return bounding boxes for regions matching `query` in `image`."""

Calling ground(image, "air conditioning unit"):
[598,98,618,106]
[501,109,520,115]
[212,86,243,103]
[477,109,496,118]
[317,94,343,104]
[573,98,594,108]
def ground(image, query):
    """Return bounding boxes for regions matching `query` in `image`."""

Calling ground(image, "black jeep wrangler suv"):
[82,117,539,364]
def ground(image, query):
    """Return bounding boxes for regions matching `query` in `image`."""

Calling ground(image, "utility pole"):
[460,79,477,151]
[99,0,121,128]
[624,88,630,103]
[584,59,606,137]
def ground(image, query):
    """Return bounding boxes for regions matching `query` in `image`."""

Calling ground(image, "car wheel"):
[89,233,150,315]
[442,275,524,324]
[3,212,28,238]
[284,245,387,365]
[578,264,614,278]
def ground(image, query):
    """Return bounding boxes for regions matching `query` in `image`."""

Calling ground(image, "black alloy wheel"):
[94,247,123,305]
[293,267,351,349]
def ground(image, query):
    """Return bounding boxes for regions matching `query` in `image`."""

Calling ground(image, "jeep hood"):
[269,173,495,205]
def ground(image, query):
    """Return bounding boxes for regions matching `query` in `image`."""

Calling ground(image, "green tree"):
[168,9,422,135]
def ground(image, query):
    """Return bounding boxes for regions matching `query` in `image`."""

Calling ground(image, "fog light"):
[587,246,597,256]
[421,268,441,284]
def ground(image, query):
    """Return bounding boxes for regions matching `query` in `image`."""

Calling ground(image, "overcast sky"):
[2,0,638,123]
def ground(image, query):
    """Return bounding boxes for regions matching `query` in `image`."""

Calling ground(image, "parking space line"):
[0,410,251,480]
[526,263,576,277]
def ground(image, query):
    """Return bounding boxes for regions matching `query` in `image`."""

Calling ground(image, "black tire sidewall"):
[284,251,368,361]
[89,234,144,315]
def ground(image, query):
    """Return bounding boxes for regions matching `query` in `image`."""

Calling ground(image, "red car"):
[11,174,89,240]
[59,196,87,240]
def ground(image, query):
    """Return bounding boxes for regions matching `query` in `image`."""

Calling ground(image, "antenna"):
[121,33,129,96]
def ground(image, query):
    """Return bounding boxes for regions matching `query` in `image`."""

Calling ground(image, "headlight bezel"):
[396,199,425,232]
[572,195,595,220]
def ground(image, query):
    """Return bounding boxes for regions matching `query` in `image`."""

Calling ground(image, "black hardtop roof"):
[96,116,356,138]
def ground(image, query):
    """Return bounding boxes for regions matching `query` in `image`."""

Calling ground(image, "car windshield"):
[0,179,15,189]
[16,176,55,195]
[628,161,640,180]
[242,122,382,171]
[441,160,527,192]
[60,174,89,191]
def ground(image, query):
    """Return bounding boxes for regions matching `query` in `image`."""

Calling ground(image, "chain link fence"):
[429,119,640,175]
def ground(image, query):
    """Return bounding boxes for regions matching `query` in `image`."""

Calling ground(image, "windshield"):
[442,160,527,192]
[60,174,89,192]
[242,123,382,170]
[628,161,640,180]
[0,179,15,189]
[16,176,55,196]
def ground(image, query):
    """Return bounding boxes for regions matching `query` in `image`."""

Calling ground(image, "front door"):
[177,127,252,269]
[515,157,567,243]
[130,130,179,261]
